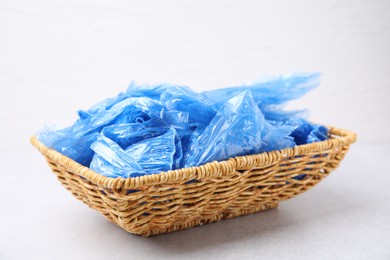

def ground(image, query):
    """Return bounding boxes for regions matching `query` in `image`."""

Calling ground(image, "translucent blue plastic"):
[290,119,328,144]
[38,72,328,179]
[90,128,181,178]
[124,128,178,173]
[90,134,145,178]
[101,119,169,149]
[203,72,320,110]
[183,91,264,167]
[159,86,215,129]
[38,127,98,166]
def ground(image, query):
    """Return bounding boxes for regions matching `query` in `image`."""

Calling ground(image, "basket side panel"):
[278,144,350,200]
[37,129,355,237]
[45,157,118,223]
[85,145,348,236]
[132,145,349,236]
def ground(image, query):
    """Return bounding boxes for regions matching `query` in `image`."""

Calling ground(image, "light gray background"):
[0,0,389,259]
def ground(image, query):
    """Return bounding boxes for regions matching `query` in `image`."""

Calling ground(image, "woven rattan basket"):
[31,126,356,237]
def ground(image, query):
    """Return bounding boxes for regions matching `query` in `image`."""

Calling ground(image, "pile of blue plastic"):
[38,73,328,178]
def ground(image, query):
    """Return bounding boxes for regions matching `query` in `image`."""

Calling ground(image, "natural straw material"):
[31,126,356,237]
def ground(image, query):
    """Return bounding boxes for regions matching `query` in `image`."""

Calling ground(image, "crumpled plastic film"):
[287,118,329,145]
[183,91,265,167]
[202,72,320,110]
[101,119,169,149]
[90,134,145,178]
[38,72,328,178]
[159,86,215,129]
[124,128,178,173]
[90,128,181,177]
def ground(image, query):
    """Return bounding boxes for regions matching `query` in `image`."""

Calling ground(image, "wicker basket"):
[31,126,356,237]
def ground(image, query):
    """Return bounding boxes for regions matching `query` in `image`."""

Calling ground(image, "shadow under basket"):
[31,126,356,237]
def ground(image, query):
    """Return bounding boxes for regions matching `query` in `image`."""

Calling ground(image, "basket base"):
[129,202,279,237]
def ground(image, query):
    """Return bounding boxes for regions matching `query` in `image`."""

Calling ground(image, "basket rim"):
[30,125,356,190]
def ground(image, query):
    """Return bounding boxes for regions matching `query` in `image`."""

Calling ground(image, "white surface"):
[0,0,389,145]
[1,0,390,259]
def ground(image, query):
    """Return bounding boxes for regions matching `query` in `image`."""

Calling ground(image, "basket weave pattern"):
[31,126,356,237]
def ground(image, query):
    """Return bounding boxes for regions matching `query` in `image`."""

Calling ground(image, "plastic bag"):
[183,91,265,167]
[40,97,165,166]
[90,128,181,178]
[202,72,320,110]
[159,85,216,129]
[101,118,169,149]
[287,118,328,144]
[90,134,145,178]
[38,72,328,179]
[38,127,98,166]
[125,128,180,173]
